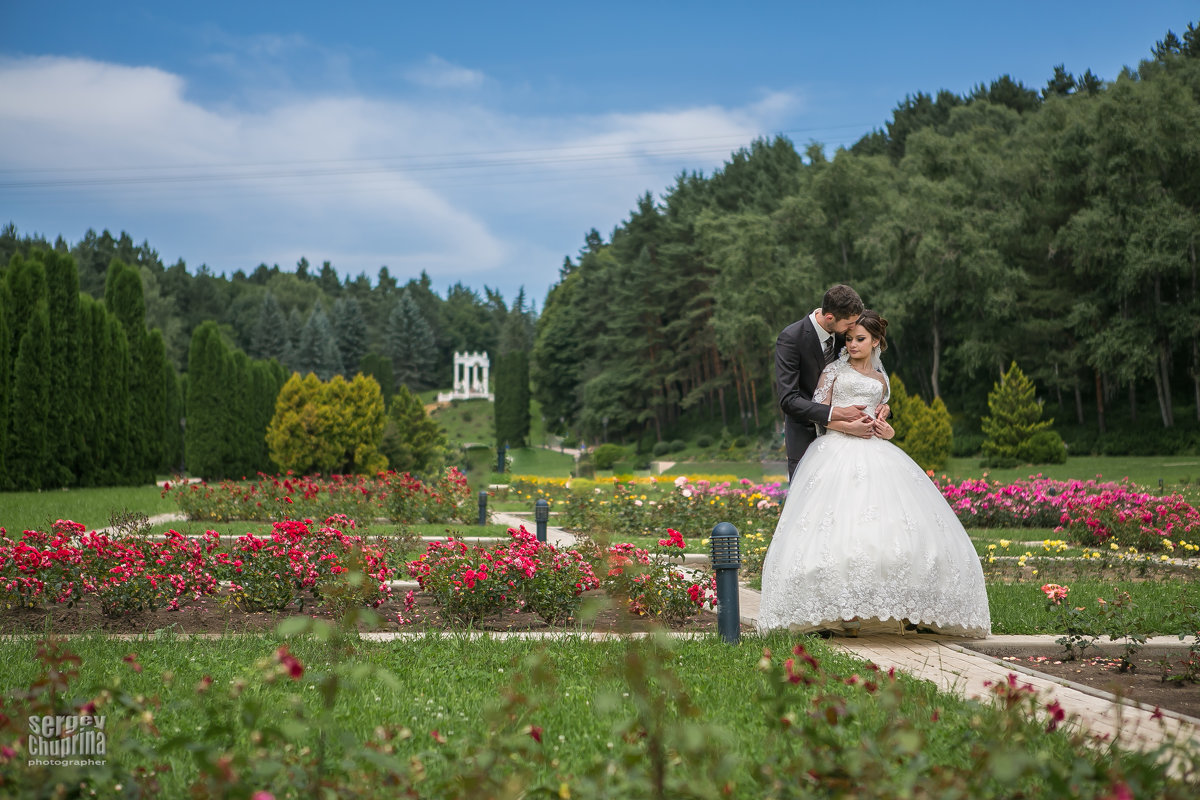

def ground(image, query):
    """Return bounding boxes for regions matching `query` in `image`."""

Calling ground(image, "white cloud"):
[403,55,485,90]
[0,55,798,299]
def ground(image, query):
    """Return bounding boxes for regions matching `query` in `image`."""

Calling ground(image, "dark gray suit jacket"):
[775,316,839,461]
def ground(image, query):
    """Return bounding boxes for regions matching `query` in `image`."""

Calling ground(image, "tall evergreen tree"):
[293,305,344,380]
[358,352,396,408]
[381,384,448,474]
[493,350,530,448]
[103,313,133,483]
[41,250,83,485]
[251,292,290,362]
[0,275,9,488]
[8,302,51,489]
[186,321,232,479]
[3,254,53,488]
[333,297,369,375]
[105,259,155,482]
[388,290,436,389]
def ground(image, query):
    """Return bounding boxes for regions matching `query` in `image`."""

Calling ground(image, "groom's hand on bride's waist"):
[830,404,868,423]
[827,415,875,439]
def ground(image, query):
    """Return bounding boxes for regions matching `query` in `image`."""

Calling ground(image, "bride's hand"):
[872,417,895,440]
[843,417,875,439]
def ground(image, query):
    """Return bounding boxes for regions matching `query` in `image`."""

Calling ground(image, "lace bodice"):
[812,357,889,419]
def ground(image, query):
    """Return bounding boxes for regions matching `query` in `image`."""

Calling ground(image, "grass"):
[427,396,550,450]
[660,461,770,480]
[494,446,575,478]
[0,484,176,535]
[0,630,1148,796]
[986,578,1200,635]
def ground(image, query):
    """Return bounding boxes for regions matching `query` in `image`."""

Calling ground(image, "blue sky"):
[1,1,1194,305]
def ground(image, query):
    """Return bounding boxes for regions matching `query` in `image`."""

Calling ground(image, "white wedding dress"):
[757,355,990,637]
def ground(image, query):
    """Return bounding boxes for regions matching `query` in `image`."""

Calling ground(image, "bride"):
[757,310,990,638]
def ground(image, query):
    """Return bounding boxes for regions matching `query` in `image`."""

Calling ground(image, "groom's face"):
[831,316,856,335]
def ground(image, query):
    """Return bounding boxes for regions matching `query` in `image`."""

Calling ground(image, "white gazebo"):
[437,351,494,402]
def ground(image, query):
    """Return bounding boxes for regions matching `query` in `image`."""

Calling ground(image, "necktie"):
[823,335,836,365]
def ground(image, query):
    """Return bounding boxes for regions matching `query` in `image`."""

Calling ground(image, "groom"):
[775,284,876,479]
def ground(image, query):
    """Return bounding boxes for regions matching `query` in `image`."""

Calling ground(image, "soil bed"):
[963,642,1200,721]
[0,590,735,637]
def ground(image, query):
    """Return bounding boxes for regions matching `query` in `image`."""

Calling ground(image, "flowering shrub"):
[407,527,599,625]
[586,529,717,624]
[219,518,396,612]
[501,474,1200,557]
[0,520,87,609]
[164,467,470,524]
[407,526,716,626]
[0,517,396,617]
[560,475,783,548]
[1054,488,1200,552]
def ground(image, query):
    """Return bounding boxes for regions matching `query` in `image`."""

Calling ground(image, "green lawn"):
[429,397,550,451]
[659,461,771,480]
[987,578,1200,635]
[0,631,1169,798]
[498,446,575,478]
[0,484,176,535]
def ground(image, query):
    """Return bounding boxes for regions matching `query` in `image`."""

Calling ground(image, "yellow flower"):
[999,539,1011,548]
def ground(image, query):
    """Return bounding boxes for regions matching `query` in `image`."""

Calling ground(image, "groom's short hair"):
[822,285,864,320]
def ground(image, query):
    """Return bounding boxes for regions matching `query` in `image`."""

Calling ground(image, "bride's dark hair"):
[853,310,888,353]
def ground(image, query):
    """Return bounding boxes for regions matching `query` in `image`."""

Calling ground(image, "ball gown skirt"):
[756,430,991,638]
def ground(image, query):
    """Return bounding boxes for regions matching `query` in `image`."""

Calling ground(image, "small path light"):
[534,498,549,543]
[710,521,741,644]
[478,490,488,526]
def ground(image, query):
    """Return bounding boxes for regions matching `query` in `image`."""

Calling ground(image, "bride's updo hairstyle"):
[854,310,888,353]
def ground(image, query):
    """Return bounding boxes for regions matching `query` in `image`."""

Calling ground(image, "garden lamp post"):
[478,490,488,526]
[535,498,549,543]
[710,522,742,644]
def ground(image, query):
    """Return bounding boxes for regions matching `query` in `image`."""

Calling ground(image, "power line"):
[0,124,873,190]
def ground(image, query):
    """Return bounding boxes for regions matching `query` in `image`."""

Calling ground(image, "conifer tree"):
[388,290,436,389]
[74,295,105,486]
[266,372,387,474]
[0,275,10,488]
[8,305,51,489]
[4,254,53,488]
[160,351,184,473]
[294,305,344,380]
[981,361,1060,467]
[493,350,530,448]
[43,250,82,485]
[358,352,395,407]
[105,259,154,482]
[103,314,133,483]
[252,292,289,362]
[904,396,953,473]
[186,321,232,479]
[333,297,368,375]
[888,373,952,472]
[381,384,448,473]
